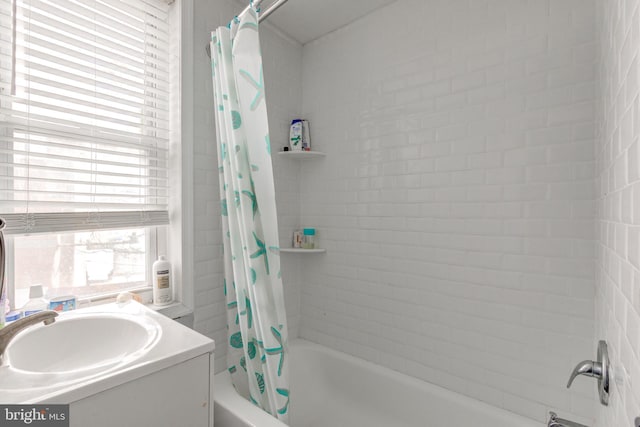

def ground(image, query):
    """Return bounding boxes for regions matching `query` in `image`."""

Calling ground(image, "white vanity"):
[0,302,215,427]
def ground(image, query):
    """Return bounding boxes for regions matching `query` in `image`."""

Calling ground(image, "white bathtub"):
[214,339,543,427]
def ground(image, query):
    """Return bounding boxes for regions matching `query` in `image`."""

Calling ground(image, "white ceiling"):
[234,0,397,45]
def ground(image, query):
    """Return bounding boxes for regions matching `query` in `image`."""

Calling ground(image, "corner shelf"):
[277,146,327,254]
[278,151,326,159]
[280,248,326,254]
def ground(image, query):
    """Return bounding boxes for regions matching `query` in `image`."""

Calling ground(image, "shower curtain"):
[210,7,290,423]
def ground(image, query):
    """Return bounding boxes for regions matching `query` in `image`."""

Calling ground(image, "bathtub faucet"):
[547,412,589,427]
[566,340,610,405]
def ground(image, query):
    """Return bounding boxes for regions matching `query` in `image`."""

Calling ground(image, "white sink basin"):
[0,301,214,404]
[5,312,161,375]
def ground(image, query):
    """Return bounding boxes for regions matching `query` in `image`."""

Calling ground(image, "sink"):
[4,312,161,375]
[0,301,214,405]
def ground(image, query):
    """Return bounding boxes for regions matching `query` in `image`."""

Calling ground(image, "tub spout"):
[547,411,589,427]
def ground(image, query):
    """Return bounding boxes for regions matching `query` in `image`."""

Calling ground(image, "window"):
[0,0,176,309]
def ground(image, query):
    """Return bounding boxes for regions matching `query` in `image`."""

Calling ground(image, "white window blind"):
[0,0,171,235]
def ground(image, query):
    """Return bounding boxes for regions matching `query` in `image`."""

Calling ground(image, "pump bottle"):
[152,256,173,306]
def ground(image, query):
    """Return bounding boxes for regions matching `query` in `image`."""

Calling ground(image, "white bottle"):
[22,285,48,316]
[289,120,303,151]
[152,256,173,306]
[302,120,311,151]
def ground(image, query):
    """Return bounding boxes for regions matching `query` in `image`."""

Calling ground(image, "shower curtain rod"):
[248,0,288,23]
[206,0,289,58]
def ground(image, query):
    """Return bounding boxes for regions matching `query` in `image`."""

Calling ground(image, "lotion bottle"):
[152,256,173,306]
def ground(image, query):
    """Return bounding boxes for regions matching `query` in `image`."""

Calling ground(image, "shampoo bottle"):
[289,119,303,151]
[152,256,173,306]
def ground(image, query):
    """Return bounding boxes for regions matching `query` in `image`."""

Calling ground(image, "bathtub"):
[214,339,542,427]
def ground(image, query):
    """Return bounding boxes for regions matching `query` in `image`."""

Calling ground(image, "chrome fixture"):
[547,412,589,427]
[205,0,289,59]
[567,340,610,406]
[0,311,58,365]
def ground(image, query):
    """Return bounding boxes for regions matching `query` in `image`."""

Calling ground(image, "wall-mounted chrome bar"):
[205,0,289,58]
[259,0,288,22]
[236,0,266,23]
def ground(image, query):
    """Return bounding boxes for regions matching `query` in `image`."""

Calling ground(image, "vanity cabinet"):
[70,353,214,427]
[0,302,215,427]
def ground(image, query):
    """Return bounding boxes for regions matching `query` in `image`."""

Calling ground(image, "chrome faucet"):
[0,311,58,365]
[566,340,610,405]
[567,360,603,388]
[548,412,589,427]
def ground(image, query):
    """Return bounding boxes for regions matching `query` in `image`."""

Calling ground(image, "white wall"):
[300,0,597,423]
[188,0,304,373]
[596,1,640,426]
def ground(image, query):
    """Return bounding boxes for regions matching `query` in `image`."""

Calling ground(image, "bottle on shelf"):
[293,230,303,248]
[302,120,311,151]
[289,119,303,151]
[302,228,316,249]
[152,255,173,306]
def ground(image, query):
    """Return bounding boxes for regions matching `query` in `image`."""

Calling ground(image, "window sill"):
[75,288,192,322]
[147,301,193,320]
[135,288,192,320]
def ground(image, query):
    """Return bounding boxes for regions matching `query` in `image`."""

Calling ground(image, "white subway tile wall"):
[300,0,596,424]
[597,0,640,426]
[190,0,304,375]
[185,0,640,425]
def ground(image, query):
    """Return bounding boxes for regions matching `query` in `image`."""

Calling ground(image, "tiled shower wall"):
[300,0,597,423]
[189,0,304,373]
[596,0,640,426]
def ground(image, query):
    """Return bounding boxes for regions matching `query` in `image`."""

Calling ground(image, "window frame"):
[5,225,164,309]
[0,0,190,313]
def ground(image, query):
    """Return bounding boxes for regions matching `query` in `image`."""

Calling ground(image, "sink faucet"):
[0,311,58,365]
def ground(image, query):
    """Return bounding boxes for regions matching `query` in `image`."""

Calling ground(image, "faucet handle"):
[566,340,610,406]
[566,359,603,388]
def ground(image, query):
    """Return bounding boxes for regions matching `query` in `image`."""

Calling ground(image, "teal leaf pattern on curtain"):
[265,326,285,376]
[276,388,290,415]
[239,66,265,111]
[250,232,269,274]
[210,7,290,424]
